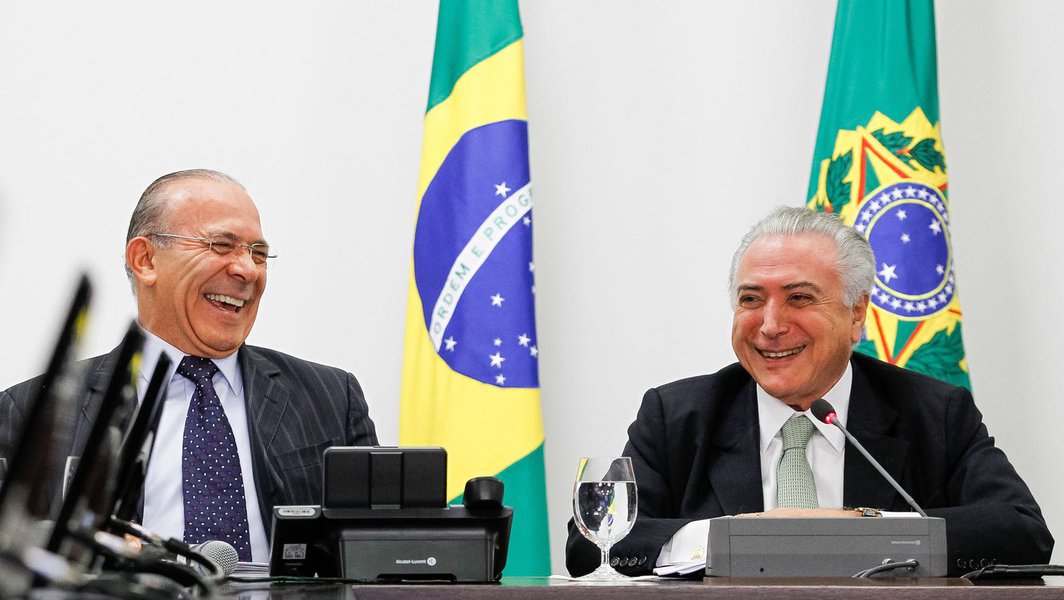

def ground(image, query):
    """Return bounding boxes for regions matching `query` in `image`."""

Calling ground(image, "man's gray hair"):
[728,206,875,308]
[124,168,245,284]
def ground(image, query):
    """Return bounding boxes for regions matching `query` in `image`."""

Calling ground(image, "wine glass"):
[572,456,638,581]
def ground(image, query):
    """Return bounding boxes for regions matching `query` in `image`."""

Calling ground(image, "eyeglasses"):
[148,232,277,267]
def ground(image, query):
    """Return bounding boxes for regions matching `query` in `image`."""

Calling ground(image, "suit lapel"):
[843,357,910,510]
[71,350,120,455]
[44,349,117,518]
[708,379,764,515]
[239,345,290,534]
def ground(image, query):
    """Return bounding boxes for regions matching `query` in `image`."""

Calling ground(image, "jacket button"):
[610,557,620,567]
[638,556,647,566]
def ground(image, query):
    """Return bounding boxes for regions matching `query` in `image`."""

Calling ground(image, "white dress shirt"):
[756,364,851,511]
[657,365,853,565]
[139,330,269,562]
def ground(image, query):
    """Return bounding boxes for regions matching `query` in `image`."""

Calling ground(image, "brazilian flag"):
[808,0,969,389]
[399,0,550,575]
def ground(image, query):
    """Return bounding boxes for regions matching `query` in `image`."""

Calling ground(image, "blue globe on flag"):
[413,119,539,388]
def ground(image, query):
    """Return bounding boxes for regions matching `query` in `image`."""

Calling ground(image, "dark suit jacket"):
[565,353,1053,577]
[0,343,378,537]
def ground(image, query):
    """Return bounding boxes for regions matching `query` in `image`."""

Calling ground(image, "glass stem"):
[601,544,611,570]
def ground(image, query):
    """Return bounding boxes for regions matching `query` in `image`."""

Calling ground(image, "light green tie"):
[776,416,819,509]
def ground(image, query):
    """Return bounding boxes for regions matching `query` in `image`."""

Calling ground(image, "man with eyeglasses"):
[0,169,378,563]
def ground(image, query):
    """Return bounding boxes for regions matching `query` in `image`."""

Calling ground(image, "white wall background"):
[1,1,1061,575]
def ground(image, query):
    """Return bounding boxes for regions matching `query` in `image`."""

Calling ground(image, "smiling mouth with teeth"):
[205,293,247,311]
[759,346,805,358]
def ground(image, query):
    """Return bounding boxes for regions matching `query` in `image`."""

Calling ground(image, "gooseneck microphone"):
[810,399,928,518]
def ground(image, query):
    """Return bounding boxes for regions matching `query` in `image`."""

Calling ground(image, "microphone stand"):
[811,399,927,517]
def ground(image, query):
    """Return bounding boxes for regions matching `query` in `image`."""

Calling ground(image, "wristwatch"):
[853,506,883,517]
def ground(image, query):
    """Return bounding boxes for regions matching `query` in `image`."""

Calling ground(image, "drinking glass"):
[572,456,638,581]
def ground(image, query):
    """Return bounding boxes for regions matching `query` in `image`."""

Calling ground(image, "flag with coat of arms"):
[808,0,969,389]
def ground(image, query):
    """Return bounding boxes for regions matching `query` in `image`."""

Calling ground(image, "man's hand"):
[735,508,860,518]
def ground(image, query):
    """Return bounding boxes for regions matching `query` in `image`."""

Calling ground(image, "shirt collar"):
[138,326,243,397]
[756,360,852,454]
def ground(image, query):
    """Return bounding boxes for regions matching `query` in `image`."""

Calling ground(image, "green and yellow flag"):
[399,0,550,575]
[808,0,969,389]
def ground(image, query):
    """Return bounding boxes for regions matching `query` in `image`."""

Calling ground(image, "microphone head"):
[191,540,239,576]
[810,398,837,424]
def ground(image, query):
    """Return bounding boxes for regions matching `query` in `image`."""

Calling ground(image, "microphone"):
[106,519,239,578]
[810,398,928,517]
[46,322,144,565]
[180,540,239,577]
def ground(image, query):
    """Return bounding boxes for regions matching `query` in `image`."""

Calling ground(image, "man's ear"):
[850,292,870,344]
[126,237,158,287]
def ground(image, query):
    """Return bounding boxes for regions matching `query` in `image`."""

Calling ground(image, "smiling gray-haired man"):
[0,169,377,562]
[566,206,1052,577]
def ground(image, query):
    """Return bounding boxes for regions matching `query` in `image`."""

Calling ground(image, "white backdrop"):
[1,1,1061,575]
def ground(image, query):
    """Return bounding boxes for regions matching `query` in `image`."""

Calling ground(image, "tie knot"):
[177,355,219,385]
[781,415,815,450]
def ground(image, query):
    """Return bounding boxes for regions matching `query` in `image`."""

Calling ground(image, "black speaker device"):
[269,446,512,583]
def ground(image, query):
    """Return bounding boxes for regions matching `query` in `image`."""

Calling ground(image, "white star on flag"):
[444,336,457,351]
[879,263,899,283]
[493,338,502,346]
[929,221,942,235]
[491,293,505,306]
[896,209,908,220]
[936,264,945,275]
[900,233,911,244]
[522,216,531,226]
[489,352,505,367]
[495,182,511,197]
[529,345,538,357]
[517,333,531,347]
[495,374,506,385]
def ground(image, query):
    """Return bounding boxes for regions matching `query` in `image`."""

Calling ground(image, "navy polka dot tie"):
[178,355,252,561]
